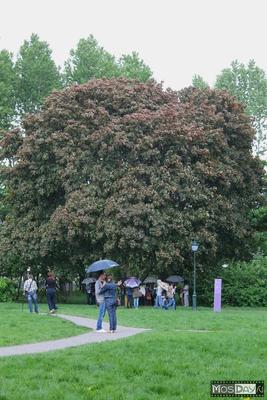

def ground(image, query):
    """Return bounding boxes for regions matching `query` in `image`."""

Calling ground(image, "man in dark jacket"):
[99,274,122,333]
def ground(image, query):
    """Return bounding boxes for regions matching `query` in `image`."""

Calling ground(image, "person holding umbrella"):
[99,274,122,333]
[95,271,107,332]
[85,259,121,331]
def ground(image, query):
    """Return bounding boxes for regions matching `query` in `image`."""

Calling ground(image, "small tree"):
[64,35,119,85]
[192,74,209,89]
[118,52,152,81]
[0,50,16,130]
[15,33,61,116]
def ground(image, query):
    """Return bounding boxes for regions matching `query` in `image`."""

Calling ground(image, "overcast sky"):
[1,0,266,90]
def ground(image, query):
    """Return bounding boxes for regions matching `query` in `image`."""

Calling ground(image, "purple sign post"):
[213,278,222,312]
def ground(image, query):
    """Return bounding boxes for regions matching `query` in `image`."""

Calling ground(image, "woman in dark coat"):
[46,272,57,313]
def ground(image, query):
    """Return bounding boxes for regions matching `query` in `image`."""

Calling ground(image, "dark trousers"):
[46,288,56,311]
[106,301,117,331]
[127,295,133,308]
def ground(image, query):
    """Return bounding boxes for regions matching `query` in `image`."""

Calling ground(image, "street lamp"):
[191,239,199,310]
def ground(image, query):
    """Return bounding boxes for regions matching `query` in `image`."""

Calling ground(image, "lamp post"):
[191,239,199,311]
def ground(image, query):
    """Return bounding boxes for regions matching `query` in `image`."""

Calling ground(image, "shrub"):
[0,277,16,302]
[198,255,267,307]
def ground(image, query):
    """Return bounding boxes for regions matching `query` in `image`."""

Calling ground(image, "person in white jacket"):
[23,274,39,313]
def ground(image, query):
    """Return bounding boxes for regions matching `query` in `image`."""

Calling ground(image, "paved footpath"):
[0,314,148,358]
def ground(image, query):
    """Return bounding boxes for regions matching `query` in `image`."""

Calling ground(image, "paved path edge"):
[0,313,148,357]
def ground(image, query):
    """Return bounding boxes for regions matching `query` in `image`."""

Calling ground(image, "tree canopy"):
[118,52,152,82]
[0,79,263,277]
[15,34,62,117]
[64,36,152,85]
[0,50,16,131]
[192,74,209,89]
[215,60,267,156]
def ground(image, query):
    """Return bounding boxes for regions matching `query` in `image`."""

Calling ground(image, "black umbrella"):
[143,276,158,284]
[82,277,96,285]
[166,275,184,283]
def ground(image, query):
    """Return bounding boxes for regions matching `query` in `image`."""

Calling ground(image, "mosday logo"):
[235,384,256,395]
[211,381,264,397]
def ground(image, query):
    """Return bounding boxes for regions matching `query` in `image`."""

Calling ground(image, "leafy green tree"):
[0,81,263,278]
[64,36,153,85]
[64,35,119,84]
[215,60,267,156]
[192,74,209,89]
[0,50,16,130]
[118,52,152,81]
[15,33,61,116]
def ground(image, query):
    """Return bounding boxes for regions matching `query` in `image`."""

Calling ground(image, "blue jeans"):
[106,301,117,331]
[96,303,106,330]
[134,297,139,308]
[154,295,162,308]
[27,292,39,313]
[46,288,56,311]
[163,298,176,310]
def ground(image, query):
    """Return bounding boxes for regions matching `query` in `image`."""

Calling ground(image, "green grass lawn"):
[0,304,266,400]
[0,303,88,346]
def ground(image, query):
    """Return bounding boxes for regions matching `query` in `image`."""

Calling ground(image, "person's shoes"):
[49,309,55,314]
[96,329,107,333]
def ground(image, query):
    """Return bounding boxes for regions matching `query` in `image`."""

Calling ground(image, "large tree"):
[0,50,16,131]
[0,80,263,278]
[215,60,267,156]
[15,33,61,116]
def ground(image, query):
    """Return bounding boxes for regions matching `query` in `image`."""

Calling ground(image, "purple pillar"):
[213,278,222,312]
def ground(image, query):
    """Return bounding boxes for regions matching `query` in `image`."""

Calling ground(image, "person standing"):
[164,284,176,310]
[95,271,107,332]
[180,287,184,306]
[183,281,190,307]
[133,287,141,309]
[86,283,92,305]
[145,285,153,306]
[23,274,39,313]
[99,274,122,333]
[154,280,163,308]
[46,272,57,314]
[126,286,133,308]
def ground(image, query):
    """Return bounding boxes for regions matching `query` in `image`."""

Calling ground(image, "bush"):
[197,255,267,307]
[0,277,16,302]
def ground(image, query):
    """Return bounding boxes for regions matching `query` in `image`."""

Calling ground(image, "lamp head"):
[191,239,199,252]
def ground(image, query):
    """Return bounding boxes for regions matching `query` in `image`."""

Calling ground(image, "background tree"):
[215,60,267,156]
[118,52,152,81]
[0,80,263,278]
[192,74,209,89]
[64,35,119,84]
[0,50,16,131]
[15,33,61,116]
[64,36,153,85]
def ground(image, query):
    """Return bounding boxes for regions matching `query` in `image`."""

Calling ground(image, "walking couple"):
[95,271,122,333]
